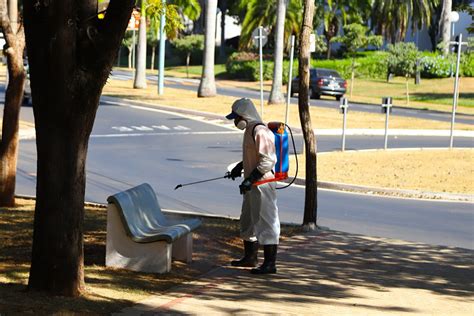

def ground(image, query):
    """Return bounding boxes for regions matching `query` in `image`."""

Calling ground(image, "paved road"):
[111,70,474,126]
[11,99,474,249]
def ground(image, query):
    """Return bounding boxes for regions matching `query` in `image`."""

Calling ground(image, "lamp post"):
[158,0,166,95]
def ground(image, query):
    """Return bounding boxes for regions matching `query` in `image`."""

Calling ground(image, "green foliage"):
[461,52,474,77]
[312,52,388,79]
[122,31,134,51]
[419,53,454,78]
[225,52,273,81]
[238,0,302,50]
[171,35,204,64]
[386,42,421,77]
[146,0,184,40]
[332,23,383,55]
[225,51,389,82]
[312,34,327,55]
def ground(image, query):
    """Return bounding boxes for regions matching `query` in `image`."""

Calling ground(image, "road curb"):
[287,178,473,202]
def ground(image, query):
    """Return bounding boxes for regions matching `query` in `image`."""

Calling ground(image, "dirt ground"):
[290,148,474,195]
[0,199,302,314]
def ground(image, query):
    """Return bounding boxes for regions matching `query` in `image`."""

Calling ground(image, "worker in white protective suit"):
[225,98,280,274]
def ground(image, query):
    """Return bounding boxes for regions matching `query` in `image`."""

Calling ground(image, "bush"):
[419,51,474,78]
[419,54,454,78]
[225,52,274,81]
[226,51,388,83]
[461,53,474,77]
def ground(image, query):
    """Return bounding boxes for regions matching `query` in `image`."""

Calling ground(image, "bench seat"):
[106,183,201,273]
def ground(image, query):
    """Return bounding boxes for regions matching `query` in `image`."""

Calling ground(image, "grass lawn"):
[162,65,474,115]
[347,77,474,113]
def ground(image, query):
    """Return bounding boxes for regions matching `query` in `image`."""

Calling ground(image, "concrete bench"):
[105,183,201,274]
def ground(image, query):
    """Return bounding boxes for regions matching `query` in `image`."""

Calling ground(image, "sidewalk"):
[116,229,474,315]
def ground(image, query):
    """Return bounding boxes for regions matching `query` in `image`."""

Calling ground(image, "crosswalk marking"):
[131,125,154,131]
[173,125,190,130]
[152,125,171,130]
[112,126,134,132]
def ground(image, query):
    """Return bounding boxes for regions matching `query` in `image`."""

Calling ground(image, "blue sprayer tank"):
[254,122,289,186]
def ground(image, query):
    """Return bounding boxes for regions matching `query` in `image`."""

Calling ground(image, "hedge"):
[225,51,473,83]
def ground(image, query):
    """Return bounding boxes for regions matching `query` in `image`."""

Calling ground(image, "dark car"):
[291,68,347,100]
[23,58,31,106]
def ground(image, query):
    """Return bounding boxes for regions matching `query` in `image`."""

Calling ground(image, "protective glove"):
[226,161,243,180]
[239,168,264,195]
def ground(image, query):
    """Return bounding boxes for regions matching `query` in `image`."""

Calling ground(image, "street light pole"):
[158,0,166,95]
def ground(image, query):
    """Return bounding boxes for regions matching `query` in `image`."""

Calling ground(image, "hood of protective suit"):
[230,98,262,123]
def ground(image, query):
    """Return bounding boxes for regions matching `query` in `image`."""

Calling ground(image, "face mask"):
[234,117,247,130]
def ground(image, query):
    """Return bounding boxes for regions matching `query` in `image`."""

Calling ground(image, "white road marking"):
[152,125,171,130]
[91,131,241,138]
[173,125,191,130]
[112,126,134,132]
[131,125,154,131]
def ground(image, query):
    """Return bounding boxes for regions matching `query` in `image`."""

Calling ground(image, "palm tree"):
[134,0,201,89]
[268,0,288,105]
[238,0,302,50]
[371,0,438,44]
[318,0,372,59]
[198,0,218,97]
[134,0,148,89]
[438,0,452,55]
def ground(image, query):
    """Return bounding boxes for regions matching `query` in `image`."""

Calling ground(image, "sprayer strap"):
[252,123,266,142]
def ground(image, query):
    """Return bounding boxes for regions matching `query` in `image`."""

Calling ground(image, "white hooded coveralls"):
[231,99,280,245]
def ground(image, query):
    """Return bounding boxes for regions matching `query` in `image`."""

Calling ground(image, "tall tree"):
[299,0,317,229]
[24,0,134,296]
[0,0,26,207]
[268,0,287,105]
[237,0,302,50]
[318,0,371,59]
[438,0,452,55]
[198,0,217,97]
[371,0,437,44]
[218,0,228,60]
[134,0,198,89]
[134,0,148,89]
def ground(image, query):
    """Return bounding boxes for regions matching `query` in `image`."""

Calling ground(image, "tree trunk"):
[186,52,191,78]
[0,0,26,207]
[134,1,147,89]
[406,75,410,105]
[151,46,156,71]
[298,0,317,228]
[438,0,452,55]
[24,0,134,296]
[128,48,132,69]
[117,46,122,67]
[268,0,287,105]
[350,57,355,98]
[198,0,217,97]
[326,40,332,59]
[218,0,227,61]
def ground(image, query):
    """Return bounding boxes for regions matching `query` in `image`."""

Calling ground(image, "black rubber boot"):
[251,244,277,274]
[231,240,258,267]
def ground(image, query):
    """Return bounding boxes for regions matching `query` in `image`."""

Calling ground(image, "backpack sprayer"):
[174,122,298,190]
[252,122,298,190]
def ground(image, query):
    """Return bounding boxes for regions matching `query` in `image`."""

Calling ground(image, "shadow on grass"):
[0,202,245,314]
[411,92,474,107]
